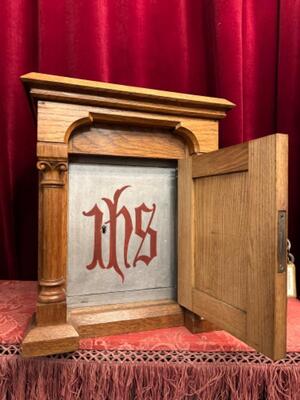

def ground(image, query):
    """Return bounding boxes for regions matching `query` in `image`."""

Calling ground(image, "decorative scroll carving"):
[37,160,68,187]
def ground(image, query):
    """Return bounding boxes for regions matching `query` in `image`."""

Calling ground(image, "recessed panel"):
[67,158,177,307]
[194,171,248,311]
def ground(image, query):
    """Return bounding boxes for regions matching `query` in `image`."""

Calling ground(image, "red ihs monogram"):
[83,185,157,282]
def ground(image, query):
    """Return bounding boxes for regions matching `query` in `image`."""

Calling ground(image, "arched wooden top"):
[65,112,200,157]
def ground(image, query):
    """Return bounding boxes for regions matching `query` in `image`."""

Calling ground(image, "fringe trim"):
[1,356,300,400]
[1,353,300,399]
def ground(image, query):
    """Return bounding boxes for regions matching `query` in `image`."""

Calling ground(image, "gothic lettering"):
[83,185,158,282]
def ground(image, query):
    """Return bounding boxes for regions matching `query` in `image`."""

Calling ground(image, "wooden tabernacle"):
[21,73,288,360]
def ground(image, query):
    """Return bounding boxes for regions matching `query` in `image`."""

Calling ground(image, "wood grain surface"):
[69,125,186,159]
[246,134,288,359]
[70,300,184,338]
[177,148,194,310]
[22,322,79,357]
[20,72,237,357]
[192,141,248,178]
[190,134,288,360]
[183,308,219,334]
[194,171,248,311]
[21,72,234,112]
[36,101,219,153]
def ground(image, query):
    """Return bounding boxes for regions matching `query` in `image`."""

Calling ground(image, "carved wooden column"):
[36,156,68,326]
[22,143,79,357]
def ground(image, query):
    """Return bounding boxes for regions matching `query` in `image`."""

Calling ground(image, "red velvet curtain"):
[1,1,299,287]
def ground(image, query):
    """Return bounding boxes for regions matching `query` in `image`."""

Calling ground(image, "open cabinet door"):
[178,134,288,360]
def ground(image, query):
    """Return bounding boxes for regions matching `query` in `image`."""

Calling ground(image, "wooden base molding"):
[22,321,79,357]
[22,303,217,357]
[70,300,184,338]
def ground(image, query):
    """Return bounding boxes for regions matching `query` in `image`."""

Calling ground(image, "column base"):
[22,316,79,357]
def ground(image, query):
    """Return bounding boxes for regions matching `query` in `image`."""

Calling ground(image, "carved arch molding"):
[65,112,201,155]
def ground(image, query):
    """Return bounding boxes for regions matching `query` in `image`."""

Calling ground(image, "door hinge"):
[278,210,287,273]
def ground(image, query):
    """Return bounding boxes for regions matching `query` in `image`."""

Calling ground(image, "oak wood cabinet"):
[21,73,288,360]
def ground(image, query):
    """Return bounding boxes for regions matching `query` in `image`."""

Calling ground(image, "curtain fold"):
[0,0,299,286]
[0,1,38,279]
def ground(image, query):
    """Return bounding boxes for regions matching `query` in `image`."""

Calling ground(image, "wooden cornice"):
[21,72,235,120]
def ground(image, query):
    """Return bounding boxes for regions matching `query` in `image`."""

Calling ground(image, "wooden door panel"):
[186,134,288,359]
[194,172,248,311]
[192,289,246,338]
[192,141,248,178]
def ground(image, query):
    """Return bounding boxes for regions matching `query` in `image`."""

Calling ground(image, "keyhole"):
[102,225,107,234]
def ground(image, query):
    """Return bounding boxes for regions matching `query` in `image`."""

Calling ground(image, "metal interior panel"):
[67,157,177,308]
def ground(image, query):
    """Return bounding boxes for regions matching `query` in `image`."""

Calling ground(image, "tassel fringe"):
[1,356,300,399]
